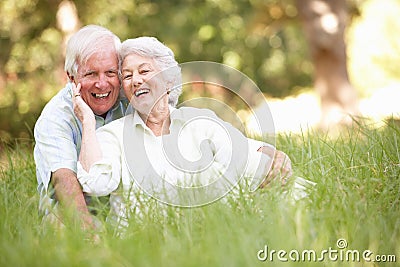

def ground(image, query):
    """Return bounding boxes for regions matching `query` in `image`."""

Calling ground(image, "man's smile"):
[91,92,111,99]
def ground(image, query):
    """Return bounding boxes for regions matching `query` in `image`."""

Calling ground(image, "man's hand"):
[257,146,293,188]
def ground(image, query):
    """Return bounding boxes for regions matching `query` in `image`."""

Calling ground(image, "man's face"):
[74,49,120,117]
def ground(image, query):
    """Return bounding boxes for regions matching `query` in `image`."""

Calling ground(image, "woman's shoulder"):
[174,106,218,119]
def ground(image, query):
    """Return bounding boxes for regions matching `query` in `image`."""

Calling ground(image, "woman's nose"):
[132,73,143,87]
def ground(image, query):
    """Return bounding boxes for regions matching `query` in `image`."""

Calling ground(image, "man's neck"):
[98,112,107,119]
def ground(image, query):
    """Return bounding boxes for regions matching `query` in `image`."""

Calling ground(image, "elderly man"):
[34,25,128,229]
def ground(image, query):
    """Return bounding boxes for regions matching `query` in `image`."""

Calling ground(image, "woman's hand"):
[72,83,101,171]
[258,146,293,188]
[72,83,95,127]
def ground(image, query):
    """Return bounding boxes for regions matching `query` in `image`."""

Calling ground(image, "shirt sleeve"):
[33,115,80,191]
[77,124,122,196]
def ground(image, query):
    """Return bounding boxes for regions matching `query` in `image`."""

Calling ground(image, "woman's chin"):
[135,106,153,118]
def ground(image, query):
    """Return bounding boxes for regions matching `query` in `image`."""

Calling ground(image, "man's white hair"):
[64,25,121,79]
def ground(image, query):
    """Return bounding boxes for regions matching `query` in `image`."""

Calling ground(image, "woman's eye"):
[123,74,132,80]
[140,69,150,74]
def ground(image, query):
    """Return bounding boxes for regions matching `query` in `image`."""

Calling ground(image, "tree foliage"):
[0,0,312,141]
[1,0,397,141]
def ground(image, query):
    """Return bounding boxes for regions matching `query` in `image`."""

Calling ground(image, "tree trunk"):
[56,0,81,84]
[296,0,359,130]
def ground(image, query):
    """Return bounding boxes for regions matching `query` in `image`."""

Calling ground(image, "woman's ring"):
[74,93,81,97]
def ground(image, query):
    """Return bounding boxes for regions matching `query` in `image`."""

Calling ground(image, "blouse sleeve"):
[77,124,123,196]
[202,109,273,188]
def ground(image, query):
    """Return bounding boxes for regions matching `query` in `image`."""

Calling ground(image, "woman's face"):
[121,53,168,116]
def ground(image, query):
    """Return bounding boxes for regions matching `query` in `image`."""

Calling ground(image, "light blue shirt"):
[33,82,128,213]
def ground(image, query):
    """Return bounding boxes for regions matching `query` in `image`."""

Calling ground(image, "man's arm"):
[51,168,94,229]
[34,84,100,231]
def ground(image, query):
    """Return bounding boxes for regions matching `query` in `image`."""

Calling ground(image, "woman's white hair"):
[64,25,121,78]
[119,37,182,107]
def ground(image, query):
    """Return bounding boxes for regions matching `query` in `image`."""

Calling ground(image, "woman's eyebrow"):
[122,63,152,72]
[138,63,152,69]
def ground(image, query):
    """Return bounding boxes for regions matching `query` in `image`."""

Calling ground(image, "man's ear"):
[67,72,75,83]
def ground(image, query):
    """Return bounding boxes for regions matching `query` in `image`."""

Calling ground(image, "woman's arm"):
[72,83,102,171]
[76,125,122,196]
[203,108,292,188]
[73,83,121,196]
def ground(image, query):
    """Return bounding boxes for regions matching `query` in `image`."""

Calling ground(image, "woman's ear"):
[166,80,174,94]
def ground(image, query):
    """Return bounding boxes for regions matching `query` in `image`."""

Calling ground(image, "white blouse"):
[78,106,272,222]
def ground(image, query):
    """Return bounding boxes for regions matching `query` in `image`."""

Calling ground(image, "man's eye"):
[107,71,118,77]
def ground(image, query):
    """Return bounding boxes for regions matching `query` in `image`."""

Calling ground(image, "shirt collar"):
[132,105,184,128]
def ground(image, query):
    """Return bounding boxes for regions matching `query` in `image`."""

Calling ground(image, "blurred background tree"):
[0,0,399,143]
[296,0,359,128]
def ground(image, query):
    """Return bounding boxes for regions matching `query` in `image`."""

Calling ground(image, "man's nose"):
[95,73,109,88]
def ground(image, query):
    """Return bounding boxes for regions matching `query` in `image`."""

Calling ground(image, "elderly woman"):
[74,37,292,223]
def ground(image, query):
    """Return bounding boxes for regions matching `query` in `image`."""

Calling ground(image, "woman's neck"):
[139,103,171,136]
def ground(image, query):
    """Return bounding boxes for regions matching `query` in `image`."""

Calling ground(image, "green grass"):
[1,120,399,267]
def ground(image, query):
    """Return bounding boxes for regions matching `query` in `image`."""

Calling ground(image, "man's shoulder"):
[34,85,79,138]
[36,86,73,120]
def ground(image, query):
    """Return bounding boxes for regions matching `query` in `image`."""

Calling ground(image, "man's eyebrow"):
[83,69,95,73]
[80,69,96,76]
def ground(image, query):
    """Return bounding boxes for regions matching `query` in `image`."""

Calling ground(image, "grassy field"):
[0,119,399,267]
